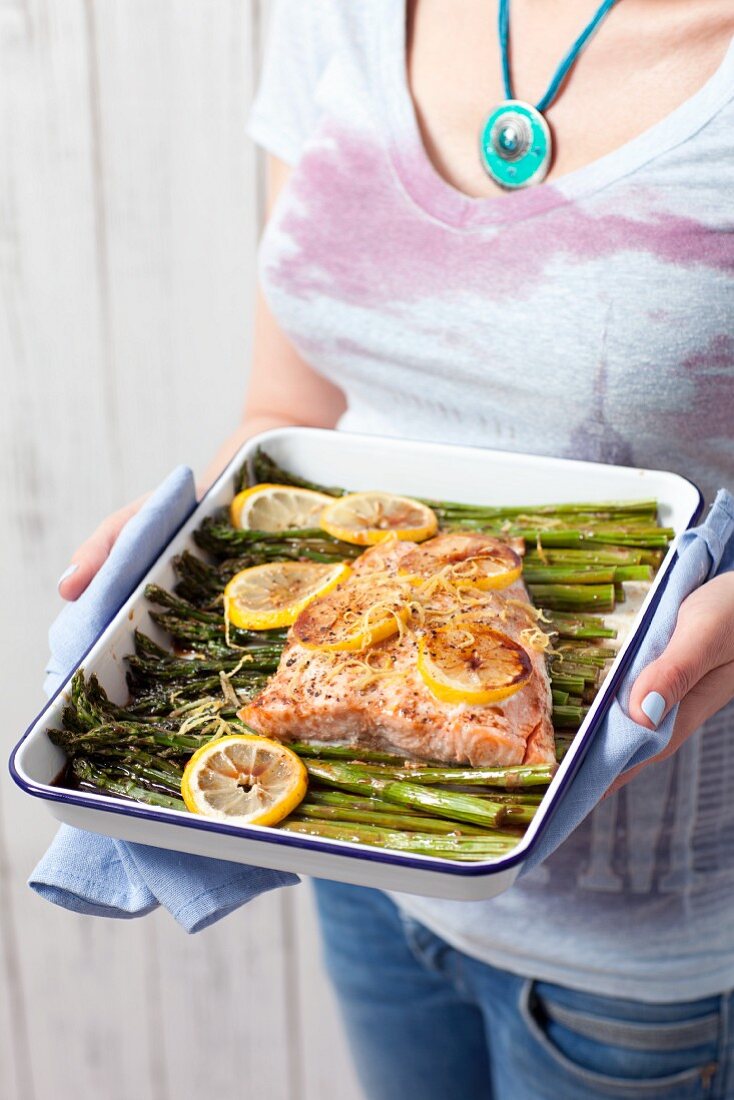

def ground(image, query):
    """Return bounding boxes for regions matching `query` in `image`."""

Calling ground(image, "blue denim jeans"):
[313,880,734,1100]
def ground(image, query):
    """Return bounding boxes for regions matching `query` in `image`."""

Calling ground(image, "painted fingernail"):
[57,563,79,590]
[641,691,666,728]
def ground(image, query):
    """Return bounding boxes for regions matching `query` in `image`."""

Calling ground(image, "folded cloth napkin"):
[521,487,734,874]
[30,467,298,932]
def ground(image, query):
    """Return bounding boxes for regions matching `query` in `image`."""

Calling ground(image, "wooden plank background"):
[0,3,363,1097]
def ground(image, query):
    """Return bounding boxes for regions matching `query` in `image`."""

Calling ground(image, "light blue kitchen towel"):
[521,487,734,874]
[43,466,197,695]
[29,466,298,932]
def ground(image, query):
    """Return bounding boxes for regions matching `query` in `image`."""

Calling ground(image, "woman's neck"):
[406,0,734,198]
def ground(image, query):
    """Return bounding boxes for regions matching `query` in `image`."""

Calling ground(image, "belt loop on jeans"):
[717,990,732,1099]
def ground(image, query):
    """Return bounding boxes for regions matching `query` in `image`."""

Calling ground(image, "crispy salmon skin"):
[239,534,555,766]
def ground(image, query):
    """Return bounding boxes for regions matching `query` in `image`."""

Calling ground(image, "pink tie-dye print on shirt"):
[259,120,733,502]
[268,123,731,306]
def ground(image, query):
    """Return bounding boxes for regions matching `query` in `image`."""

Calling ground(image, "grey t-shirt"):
[250,1,734,1001]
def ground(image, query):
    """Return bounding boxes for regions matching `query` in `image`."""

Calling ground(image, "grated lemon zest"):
[416,565,505,607]
[312,650,403,692]
[519,626,552,653]
[442,626,477,648]
[355,599,409,640]
[223,595,259,651]
[219,670,241,709]
[504,597,541,620]
[516,514,565,531]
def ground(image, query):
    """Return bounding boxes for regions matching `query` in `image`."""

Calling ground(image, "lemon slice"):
[417,620,532,705]
[224,561,351,630]
[320,491,438,546]
[230,483,334,530]
[400,535,523,591]
[293,577,410,651]
[181,734,307,826]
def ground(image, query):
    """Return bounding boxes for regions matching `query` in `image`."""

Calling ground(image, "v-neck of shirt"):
[379,1,734,230]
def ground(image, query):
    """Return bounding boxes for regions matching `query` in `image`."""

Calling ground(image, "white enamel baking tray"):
[10,428,703,900]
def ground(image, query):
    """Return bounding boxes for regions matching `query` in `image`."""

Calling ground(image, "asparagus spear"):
[146,611,285,657]
[523,564,652,584]
[144,585,288,650]
[502,804,537,826]
[173,549,279,608]
[527,583,616,613]
[144,585,226,624]
[316,761,557,788]
[614,565,654,582]
[552,705,589,729]
[172,548,226,606]
[523,566,617,585]
[524,546,646,565]
[250,450,345,497]
[61,670,141,732]
[126,677,269,717]
[305,762,514,827]
[288,741,427,765]
[527,547,662,568]
[554,735,576,761]
[103,755,184,796]
[127,638,281,681]
[193,517,360,563]
[542,531,671,548]
[550,661,601,684]
[280,819,520,857]
[306,788,543,810]
[552,643,618,664]
[49,723,201,757]
[541,611,617,639]
[294,803,501,835]
[549,674,587,696]
[72,759,186,811]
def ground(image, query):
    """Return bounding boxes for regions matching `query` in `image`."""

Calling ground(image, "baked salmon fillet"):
[239,534,555,767]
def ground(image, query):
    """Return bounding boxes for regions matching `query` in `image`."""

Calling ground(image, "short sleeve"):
[248,0,338,165]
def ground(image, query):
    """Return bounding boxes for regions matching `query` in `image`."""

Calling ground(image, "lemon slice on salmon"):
[417,620,532,705]
[320,491,438,546]
[293,578,410,651]
[224,561,351,631]
[400,536,523,591]
[181,734,307,826]
[230,483,334,531]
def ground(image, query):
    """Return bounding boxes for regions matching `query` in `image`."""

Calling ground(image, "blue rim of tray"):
[8,437,705,878]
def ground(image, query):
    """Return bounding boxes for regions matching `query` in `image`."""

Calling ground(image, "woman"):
[58,2,734,1096]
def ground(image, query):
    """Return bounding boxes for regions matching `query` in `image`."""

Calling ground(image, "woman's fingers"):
[628,573,734,730]
[57,520,119,600]
[57,495,149,601]
[607,659,734,797]
[672,659,734,742]
[604,574,734,799]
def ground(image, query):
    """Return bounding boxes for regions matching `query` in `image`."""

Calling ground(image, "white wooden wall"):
[0,4,363,1097]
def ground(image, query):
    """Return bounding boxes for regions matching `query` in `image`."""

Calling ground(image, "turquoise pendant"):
[479,100,552,189]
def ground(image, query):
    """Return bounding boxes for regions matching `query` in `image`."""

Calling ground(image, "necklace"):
[480,0,620,189]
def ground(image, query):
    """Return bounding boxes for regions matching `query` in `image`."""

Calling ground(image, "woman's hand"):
[57,494,150,601]
[607,571,734,795]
